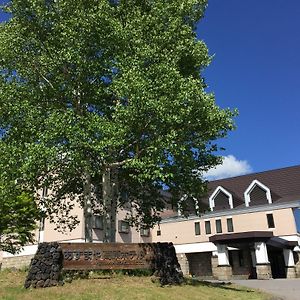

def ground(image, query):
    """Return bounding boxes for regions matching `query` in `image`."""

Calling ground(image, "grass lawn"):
[0,269,270,300]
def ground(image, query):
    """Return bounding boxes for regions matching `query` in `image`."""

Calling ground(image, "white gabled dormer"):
[209,186,233,211]
[244,179,272,207]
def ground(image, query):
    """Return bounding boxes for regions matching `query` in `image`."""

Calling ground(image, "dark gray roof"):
[205,165,300,209]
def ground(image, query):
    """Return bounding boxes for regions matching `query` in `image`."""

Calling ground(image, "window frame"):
[140,227,150,237]
[267,213,275,228]
[93,215,104,230]
[119,220,130,233]
[238,250,245,267]
[194,222,201,236]
[215,219,222,234]
[227,218,234,233]
[205,220,211,235]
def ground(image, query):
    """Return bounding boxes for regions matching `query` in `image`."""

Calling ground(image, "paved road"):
[232,279,300,300]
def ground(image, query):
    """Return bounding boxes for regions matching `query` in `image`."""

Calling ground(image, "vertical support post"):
[283,249,297,278]
[215,244,232,280]
[217,244,230,266]
[254,242,272,279]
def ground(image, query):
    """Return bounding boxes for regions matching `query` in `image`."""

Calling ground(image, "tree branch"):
[107,158,133,169]
[33,63,55,90]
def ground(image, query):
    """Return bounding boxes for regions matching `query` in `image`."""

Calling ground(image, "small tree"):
[0,0,236,243]
[0,181,39,254]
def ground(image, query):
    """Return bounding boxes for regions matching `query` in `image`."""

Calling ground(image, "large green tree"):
[0,0,236,245]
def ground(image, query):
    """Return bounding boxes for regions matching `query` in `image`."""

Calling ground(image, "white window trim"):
[244,179,272,207]
[178,194,199,216]
[209,186,233,211]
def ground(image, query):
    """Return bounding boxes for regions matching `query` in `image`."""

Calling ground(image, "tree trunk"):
[83,169,93,242]
[102,167,117,243]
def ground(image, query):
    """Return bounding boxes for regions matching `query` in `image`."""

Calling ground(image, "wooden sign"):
[60,243,155,270]
[25,242,183,288]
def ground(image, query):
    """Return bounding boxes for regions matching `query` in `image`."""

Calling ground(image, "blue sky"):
[1,1,299,178]
[0,1,8,22]
[197,0,300,178]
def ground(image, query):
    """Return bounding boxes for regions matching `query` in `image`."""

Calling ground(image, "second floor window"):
[267,213,275,228]
[216,219,222,233]
[205,220,211,234]
[194,222,201,235]
[227,218,234,232]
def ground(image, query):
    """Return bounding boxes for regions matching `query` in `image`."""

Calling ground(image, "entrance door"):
[268,250,285,278]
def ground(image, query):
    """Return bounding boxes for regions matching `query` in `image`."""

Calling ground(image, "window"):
[238,250,244,267]
[194,222,201,236]
[157,230,161,236]
[93,215,104,230]
[244,179,272,207]
[267,213,275,228]
[140,228,150,237]
[205,221,211,234]
[119,220,130,233]
[216,219,222,233]
[209,186,233,211]
[227,218,234,232]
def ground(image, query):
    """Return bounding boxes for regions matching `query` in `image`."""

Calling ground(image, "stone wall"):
[293,251,300,278]
[256,264,272,279]
[1,255,34,270]
[176,253,189,276]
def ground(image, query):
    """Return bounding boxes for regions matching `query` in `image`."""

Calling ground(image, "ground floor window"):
[238,250,244,267]
[119,220,130,233]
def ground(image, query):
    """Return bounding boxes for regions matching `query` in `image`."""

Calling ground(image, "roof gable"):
[204,165,300,209]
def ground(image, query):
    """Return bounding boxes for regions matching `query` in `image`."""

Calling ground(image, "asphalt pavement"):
[232,279,300,300]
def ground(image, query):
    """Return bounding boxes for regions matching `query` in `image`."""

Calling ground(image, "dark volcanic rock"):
[24,242,63,289]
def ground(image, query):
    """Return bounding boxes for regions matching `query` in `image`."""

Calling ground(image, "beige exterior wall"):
[153,208,297,245]
[115,209,151,244]
[231,208,296,237]
[43,205,151,244]
[44,201,84,242]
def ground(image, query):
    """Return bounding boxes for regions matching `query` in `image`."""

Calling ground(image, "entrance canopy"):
[209,231,297,250]
[209,231,273,244]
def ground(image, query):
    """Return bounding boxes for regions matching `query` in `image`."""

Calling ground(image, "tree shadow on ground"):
[183,278,257,294]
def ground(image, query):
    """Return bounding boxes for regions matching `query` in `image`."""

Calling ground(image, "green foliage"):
[0,181,39,253]
[0,1,236,233]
